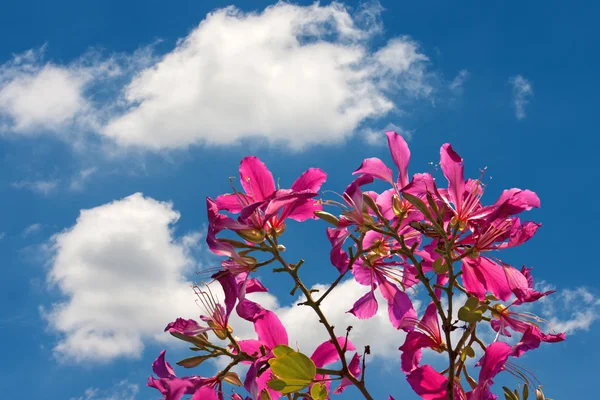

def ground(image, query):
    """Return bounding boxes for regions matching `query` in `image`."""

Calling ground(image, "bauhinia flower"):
[348,231,416,329]
[147,350,222,400]
[215,156,327,237]
[399,302,445,373]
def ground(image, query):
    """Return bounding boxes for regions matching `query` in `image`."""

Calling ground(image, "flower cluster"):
[149,132,564,400]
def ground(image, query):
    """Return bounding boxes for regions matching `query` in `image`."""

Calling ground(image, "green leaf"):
[522,384,529,400]
[458,297,483,323]
[176,354,214,368]
[432,258,449,274]
[272,344,295,358]
[259,389,273,400]
[402,193,434,222]
[310,383,328,400]
[463,346,475,358]
[267,345,317,394]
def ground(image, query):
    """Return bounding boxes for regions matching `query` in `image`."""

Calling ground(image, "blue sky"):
[1,1,599,399]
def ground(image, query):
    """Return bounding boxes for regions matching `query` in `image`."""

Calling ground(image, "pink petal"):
[386,131,411,188]
[406,365,448,400]
[191,387,219,400]
[477,257,513,301]
[378,278,416,330]
[477,341,511,382]
[461,260,487,301]
[285,199,323,222]
[353,157,394,184]
[215,193,250,213]
[348,289,378,320]
[376,188,396,220]
[291,168,327,191]
[333,353,361,394]
[237,339,263,358]
[255,310,288,349]
[310,337,356,367]
[440,144,465,213]
[399,332,432,373]
[239,156,276,201]
[152,350,177,379]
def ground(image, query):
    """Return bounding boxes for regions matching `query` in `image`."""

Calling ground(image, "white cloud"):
[509,74,533,120]
[44,193,202,363]
[449,69,469,92]
[0,46,154,138]
[71,380,139,400]
[538,286,600,334]
[11,179,59,195]
[100,2,432,150]
[1,3,435,152]
[22,223,42,237]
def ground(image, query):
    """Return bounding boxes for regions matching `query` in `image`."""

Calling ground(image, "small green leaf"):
[362,193,380,215]
[402,192,434,222]
[463,346,475,358]
[176,354,214,368]
[259,389,273,400]
[458,297,483,323]
[432,258,449,274]
[522,384,529,400]
[267,345,317,394]
[310,383,328,400]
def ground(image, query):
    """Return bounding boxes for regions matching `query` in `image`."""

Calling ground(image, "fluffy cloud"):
[44,193,202,362]
[0,52,89,133]
[1,3,434,151]
[510,74,533,120]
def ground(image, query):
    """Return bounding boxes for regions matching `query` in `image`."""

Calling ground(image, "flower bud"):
[314,210,340,226]
[237,228,266,244]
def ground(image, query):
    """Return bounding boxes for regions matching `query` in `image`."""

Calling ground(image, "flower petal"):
[440,144,465,213]
[239,156,276,201]
[353,157,394,184]
[386,131,411,188]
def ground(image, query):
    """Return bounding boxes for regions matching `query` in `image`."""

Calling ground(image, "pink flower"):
[398,303,445,373]
[467,342,512,400]
[215,156,327,235]
[348,231,416,329]
[490,302,566,344]
[438,144,539,232]
[147,351,222,400]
